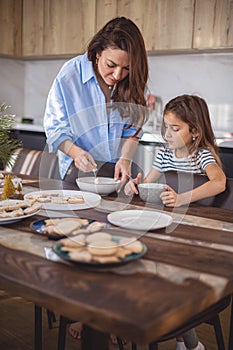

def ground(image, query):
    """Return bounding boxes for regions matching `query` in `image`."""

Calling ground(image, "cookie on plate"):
[67,196,84,204]
[87,240,118,256]
[118,238,143,253]
[60,235,86,247]
[24,203,42,215]
[68,250,92,262]
[46,220,83,236]
[86,232,112,243]
[92,255,119,263]
[87,221,106,233]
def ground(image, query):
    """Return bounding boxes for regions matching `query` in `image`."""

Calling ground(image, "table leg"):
[34,305,42,350]
[81,324,109,350]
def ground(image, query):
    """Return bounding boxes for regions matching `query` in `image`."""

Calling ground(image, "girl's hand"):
[124,173,143,196]
[74,150,97,172]
[160,185,179,207]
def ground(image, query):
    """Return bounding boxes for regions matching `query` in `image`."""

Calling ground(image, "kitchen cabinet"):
[140,0,233,51]
[0,0,22,56]
[64,0,233,53]
[193,0,233,49]
[95,0,194,51]
[1,0,233,58]
[22,0,96,57]
[43,0,95,56]
[96,0,117,30]
[116,0,195,51]
[22,0,43,56]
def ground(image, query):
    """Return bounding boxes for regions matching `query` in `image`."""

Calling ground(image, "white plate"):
[107,209,173,231]
[24,190,101,211]
[0,209,41,225]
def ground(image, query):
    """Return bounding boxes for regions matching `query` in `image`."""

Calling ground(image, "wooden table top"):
[0,175,233,346]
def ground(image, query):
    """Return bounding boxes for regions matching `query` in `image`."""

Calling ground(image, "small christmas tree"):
[0,102,22,169]
[17,181,22,193]
[1,175,15,199]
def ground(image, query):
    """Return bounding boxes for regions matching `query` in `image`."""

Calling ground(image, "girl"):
[125,94,226,208]
[125,94,226,350]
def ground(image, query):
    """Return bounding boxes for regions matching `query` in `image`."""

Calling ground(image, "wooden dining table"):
[0,174,233,350]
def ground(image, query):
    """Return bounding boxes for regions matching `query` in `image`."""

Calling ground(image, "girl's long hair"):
[87,17,149,134]
[161,94,221,166]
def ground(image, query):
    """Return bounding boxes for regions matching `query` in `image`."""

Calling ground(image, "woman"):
[44,17,149,183]
[44,16,149,344]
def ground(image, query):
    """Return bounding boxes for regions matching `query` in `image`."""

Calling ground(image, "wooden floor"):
[0,290,231,350]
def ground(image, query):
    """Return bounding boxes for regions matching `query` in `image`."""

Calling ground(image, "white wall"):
[147,53,233,133]
[0,58,25,117]
[0,57,66,124]
[23,60,66,123]
[0,52,233,133]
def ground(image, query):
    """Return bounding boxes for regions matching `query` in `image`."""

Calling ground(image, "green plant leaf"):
[0,102,22,168]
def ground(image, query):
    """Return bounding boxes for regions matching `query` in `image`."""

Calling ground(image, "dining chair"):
[219,146,233,178]
[4,147,60,179]
[229,299,233,350]
[161,171,233,210]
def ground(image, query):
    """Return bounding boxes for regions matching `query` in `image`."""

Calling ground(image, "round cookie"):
[86,232,112,243]
[119,237,143,253]
[87,240,118,256]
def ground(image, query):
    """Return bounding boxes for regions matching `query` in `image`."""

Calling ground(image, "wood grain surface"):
[0,174,233,347]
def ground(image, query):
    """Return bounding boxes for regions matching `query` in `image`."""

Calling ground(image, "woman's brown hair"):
[87,17,149,132]
[161,94,221,166]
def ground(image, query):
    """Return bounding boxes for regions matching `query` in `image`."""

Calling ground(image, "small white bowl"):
[76,177,121,196]
[138,183,166,203]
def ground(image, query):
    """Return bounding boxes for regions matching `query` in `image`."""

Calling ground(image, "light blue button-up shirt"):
[44,52,142,179]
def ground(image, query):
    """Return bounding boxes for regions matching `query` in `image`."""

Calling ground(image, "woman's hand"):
[124,173,143,196]
[146,94,156,109]
[74,150,97,173]
[114,158,131,183]
[59,140,97,173]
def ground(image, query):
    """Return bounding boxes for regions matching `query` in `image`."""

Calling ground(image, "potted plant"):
[0,102,21,169]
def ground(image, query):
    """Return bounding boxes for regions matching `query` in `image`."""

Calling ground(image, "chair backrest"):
[219,146,233,178]
[4,148,60,179]
[161,171,233,210]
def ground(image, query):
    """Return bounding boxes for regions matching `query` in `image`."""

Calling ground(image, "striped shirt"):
[152,147,216,174]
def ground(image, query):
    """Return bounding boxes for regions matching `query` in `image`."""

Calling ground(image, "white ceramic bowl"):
[138,183,166,203]
[76,177,121,196]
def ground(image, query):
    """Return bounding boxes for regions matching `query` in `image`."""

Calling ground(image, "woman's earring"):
[193,136,196,141]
